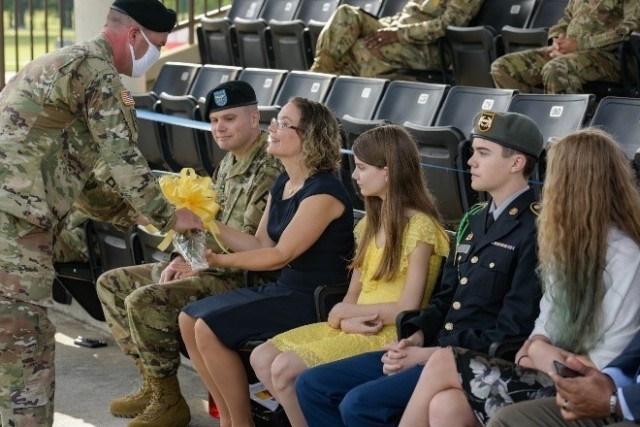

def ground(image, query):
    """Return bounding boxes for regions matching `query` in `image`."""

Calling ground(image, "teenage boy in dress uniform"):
[296,111,545,427]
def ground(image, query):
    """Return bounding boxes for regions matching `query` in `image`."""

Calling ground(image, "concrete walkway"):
[51,302,219,427]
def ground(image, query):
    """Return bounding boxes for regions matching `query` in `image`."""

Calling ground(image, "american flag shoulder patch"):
[120,90,135,106]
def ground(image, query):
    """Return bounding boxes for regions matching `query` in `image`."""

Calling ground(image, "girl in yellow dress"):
[250,125,450,427]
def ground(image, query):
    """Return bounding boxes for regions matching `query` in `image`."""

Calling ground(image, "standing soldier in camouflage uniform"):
[491,0,640,94]
[0,1,204,426]
[310,0,485,77]
[96,81,282,427]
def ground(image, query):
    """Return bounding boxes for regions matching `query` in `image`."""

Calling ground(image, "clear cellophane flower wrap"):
[145,168,227,271]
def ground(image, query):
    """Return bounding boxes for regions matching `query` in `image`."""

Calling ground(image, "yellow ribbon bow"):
[147,168,226,252]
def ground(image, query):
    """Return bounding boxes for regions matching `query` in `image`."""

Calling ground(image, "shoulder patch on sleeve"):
[120,90,134,106]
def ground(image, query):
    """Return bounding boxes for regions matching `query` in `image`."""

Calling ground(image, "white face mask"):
[129,30,161,78]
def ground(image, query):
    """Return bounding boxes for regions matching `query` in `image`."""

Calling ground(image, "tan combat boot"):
[110,360,153,418]
[128,375,191,427]
[310,50,338,73]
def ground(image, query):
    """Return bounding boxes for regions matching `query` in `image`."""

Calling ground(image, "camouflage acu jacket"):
[550,0,640,51]
[208,130,282,250]
[0,34,174,232]
[382,0,485,45]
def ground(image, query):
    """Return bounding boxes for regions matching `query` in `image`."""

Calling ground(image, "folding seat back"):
[434,86,515,136]
[507,93,594,145]
[92,221,138,272]
[306,0,343,50]
[152,62,201,96]
[270,0,341,70]
[340,0,384,17]
[135,225,174,264]
[375,81,448,127]
[378,0,408,17]
[133,92,177,172]
[198,0,266,66]
[53,220,106,321]
[508,93,594,183]
[528,0,568,28]
[628,32,640,98]
[324,75,388,121]
[158,93,213,176]
[446,0,536,87]
[255,71,335,126]
[188,64,243,103]
[502,0,568,54]
[340,80,449,156]
[273,71,335,106]
[590,97,640,161]
[324,76,389,210]
[405,124,469,226]
[234,0,302,68]
[238,68,288,106]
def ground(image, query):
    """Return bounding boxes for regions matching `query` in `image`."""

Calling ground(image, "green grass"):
[3,10,74,72]
[2,1,232,72]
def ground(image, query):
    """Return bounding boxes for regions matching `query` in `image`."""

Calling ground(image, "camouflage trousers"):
[0,211,55,426]
[314,4,441,76]
[491,47,621,94]
[0,297,55,427]
[96,262,242,378]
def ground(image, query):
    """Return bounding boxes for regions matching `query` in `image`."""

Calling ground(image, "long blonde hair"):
[538,128,640,353]
[350,125,444,281]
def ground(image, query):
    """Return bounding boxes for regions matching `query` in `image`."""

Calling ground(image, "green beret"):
[470,110,543,159]
[111,0,177,33]
[204,81,258,118]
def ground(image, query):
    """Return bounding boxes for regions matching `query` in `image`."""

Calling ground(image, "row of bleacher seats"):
[135,62,640,228]
[195,0,640,99]
[196,0,406,71]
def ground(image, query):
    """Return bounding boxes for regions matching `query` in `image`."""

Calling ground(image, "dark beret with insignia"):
[203,80,258,118]
[111,0,177,33]
[470,110,543,159]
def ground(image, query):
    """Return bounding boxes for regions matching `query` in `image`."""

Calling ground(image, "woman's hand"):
[205,249,223,268]
[340,314,383,335]
[159,256,197,283]
[327,302,345,328]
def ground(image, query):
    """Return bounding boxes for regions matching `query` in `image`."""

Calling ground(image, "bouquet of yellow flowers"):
[149,168,225,271]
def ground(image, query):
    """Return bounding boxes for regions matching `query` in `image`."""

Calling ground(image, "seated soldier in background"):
[96,81,282,427]
[310,0,484,77]
[491,0,640,94]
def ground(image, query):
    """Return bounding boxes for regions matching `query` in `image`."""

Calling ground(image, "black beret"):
[111,0,177,33]
[203,81,258,118]
[470,110,544,159]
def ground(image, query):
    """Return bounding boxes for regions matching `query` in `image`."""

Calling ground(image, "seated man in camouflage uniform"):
[96,80,282,427]
[310,0,484,77]
[491,0,640,94]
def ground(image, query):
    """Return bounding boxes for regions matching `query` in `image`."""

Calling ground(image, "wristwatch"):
[610,390,619,420]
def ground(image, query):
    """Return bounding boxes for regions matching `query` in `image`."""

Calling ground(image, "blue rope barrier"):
[135,110,544,187]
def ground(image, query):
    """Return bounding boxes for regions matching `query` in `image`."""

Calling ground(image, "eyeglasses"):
[270,118,303,132]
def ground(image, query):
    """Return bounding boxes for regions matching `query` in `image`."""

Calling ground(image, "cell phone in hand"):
[74,336,107,348]
[553,360,582,378]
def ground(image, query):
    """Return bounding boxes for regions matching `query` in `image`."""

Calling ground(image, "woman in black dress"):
[178,97,354,427]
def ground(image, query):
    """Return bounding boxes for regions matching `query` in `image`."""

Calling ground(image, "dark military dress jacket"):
[401,188,542,352]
